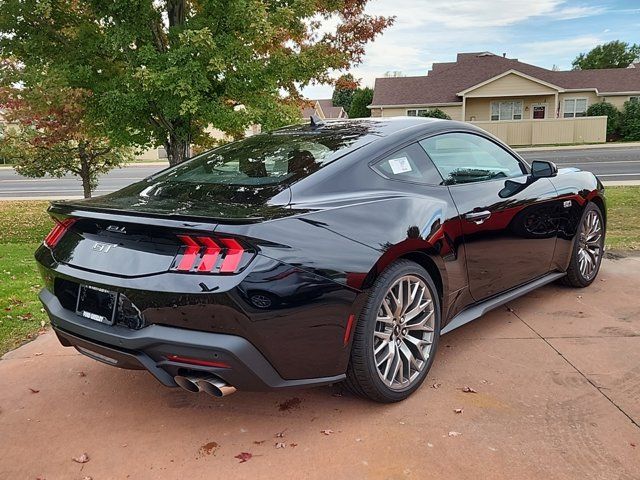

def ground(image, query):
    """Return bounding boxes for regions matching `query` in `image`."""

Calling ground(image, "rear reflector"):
[166,354,230,369]
[173,235,251,274]
[44,218,76,249]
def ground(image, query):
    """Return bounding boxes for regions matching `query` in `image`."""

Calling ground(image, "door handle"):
[465,210,491,224]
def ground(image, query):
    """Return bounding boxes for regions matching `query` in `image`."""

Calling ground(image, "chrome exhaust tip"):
[174,375,200,393]
[173,374,236,397]
[197,377,237,397]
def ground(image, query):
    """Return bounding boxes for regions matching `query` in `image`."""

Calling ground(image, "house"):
[370,52,640,145]
[301,99,349,120]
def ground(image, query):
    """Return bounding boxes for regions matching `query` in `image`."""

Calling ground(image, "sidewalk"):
[515,142,640,152]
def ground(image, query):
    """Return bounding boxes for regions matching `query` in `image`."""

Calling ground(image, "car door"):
[419,132,559,301]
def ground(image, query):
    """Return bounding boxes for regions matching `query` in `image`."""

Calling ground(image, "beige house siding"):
[464,72,558,97]
[375,105,463,121]
[599,94,640,109]
[471,116,606,146]
[465,95,556,121]
[557,91,598,116]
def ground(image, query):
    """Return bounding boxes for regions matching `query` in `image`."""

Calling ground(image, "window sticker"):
[388,157,412,174]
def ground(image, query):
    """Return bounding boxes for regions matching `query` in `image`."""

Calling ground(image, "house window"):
[407,109,429,117]
[563,98,588,118]
[630,96,639,103]
[490,101,523,121]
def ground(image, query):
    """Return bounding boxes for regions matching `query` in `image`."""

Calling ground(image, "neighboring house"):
[370,52,640,145]
[137,124,261,161]
[301,99,349,120]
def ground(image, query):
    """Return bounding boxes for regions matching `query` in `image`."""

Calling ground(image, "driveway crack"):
[507,305,640,431]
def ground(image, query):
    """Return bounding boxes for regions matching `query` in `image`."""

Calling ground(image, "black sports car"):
[36,118,606,402]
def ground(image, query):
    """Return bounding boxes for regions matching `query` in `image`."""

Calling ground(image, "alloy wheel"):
[373,275,435,390]
[577,209,603,280]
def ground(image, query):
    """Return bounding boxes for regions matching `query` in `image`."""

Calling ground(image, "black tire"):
[345,260,441,403]
[562,202,605,288]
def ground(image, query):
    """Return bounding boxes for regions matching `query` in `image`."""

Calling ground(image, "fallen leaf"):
[321,429,334,436]
[274,429,287,438]
[274,442,286,449]
[448,431,462,437]
[34,352,43,356]
[454,408,463,414]
[78,371,86,377]
[462,386,477,393]
[290,443,298,448]
[198,441,219,457]
[253,440,265,445]
[234,452,253,463]
[431,382,441,389]
[72,453,90,464]
[82,477,93,480]
[29,388,40,394]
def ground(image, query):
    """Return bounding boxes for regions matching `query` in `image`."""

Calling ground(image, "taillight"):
[43,218,76,249]
[173,235,252,274]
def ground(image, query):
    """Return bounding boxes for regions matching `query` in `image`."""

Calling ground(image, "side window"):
[373,143,442,185]
[419,133,525,185]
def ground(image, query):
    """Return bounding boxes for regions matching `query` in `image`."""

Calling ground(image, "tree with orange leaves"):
[0,86,133,198]
[0,0,393,166]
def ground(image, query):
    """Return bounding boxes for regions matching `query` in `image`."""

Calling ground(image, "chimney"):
[502,53,506,58]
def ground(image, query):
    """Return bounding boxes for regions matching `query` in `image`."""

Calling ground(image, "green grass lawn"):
[0,188,638,356]
[0,201,51,354]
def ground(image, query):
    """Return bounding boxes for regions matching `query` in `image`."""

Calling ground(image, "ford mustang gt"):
[36,117,606,402]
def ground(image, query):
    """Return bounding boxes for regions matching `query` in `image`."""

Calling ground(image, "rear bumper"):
[40,289,345,391]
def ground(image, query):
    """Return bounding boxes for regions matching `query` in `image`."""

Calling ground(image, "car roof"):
[271,117,455,139]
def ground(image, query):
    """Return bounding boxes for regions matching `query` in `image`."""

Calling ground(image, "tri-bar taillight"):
[44,218,76,249]
[173,235,252,274]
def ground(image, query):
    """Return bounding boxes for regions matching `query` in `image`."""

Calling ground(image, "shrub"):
[586,102,621,137]
[418,108,451,120]
[620,99,640,141]
[349,87,373,118]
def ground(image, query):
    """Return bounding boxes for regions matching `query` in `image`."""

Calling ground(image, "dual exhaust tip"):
[174,374,236,397]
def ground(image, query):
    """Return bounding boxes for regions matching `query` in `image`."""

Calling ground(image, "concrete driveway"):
[1,257,639,480]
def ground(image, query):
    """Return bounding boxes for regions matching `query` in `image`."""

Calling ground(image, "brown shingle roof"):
[372,53,640,106]
[301,99,348,119]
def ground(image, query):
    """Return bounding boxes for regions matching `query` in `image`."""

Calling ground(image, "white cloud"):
[301,0,611,97]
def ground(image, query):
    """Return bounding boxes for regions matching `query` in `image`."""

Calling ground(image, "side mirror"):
[531,160,558,178]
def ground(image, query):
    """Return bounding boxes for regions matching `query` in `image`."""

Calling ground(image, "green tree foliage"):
[0,87,133,198]
[348,87,373,118]
[0,1,393,166]
[620,99,640,141]
[572,41,640,70]
[586,102,621,137]
[418,108,451,120]
[332,74,359,113]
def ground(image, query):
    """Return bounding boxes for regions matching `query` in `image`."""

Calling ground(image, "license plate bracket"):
[76,285,118,325]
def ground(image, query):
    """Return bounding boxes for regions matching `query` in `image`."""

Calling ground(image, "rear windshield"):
[152,129,370,186]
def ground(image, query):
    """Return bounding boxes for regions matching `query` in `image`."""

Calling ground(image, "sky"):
[301,0,640,99]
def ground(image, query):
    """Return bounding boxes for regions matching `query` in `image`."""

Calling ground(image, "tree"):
[384,71,405,77]
[586,102,621,137]
[0,86,133,198]
[620,99,640,141]
[349,87,373,118]
[572,41,640,70]
[0,1,393,167]
[332,74,359,113]
[418,108,451,120]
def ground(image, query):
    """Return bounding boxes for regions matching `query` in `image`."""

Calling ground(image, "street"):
[0,146,639,199]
